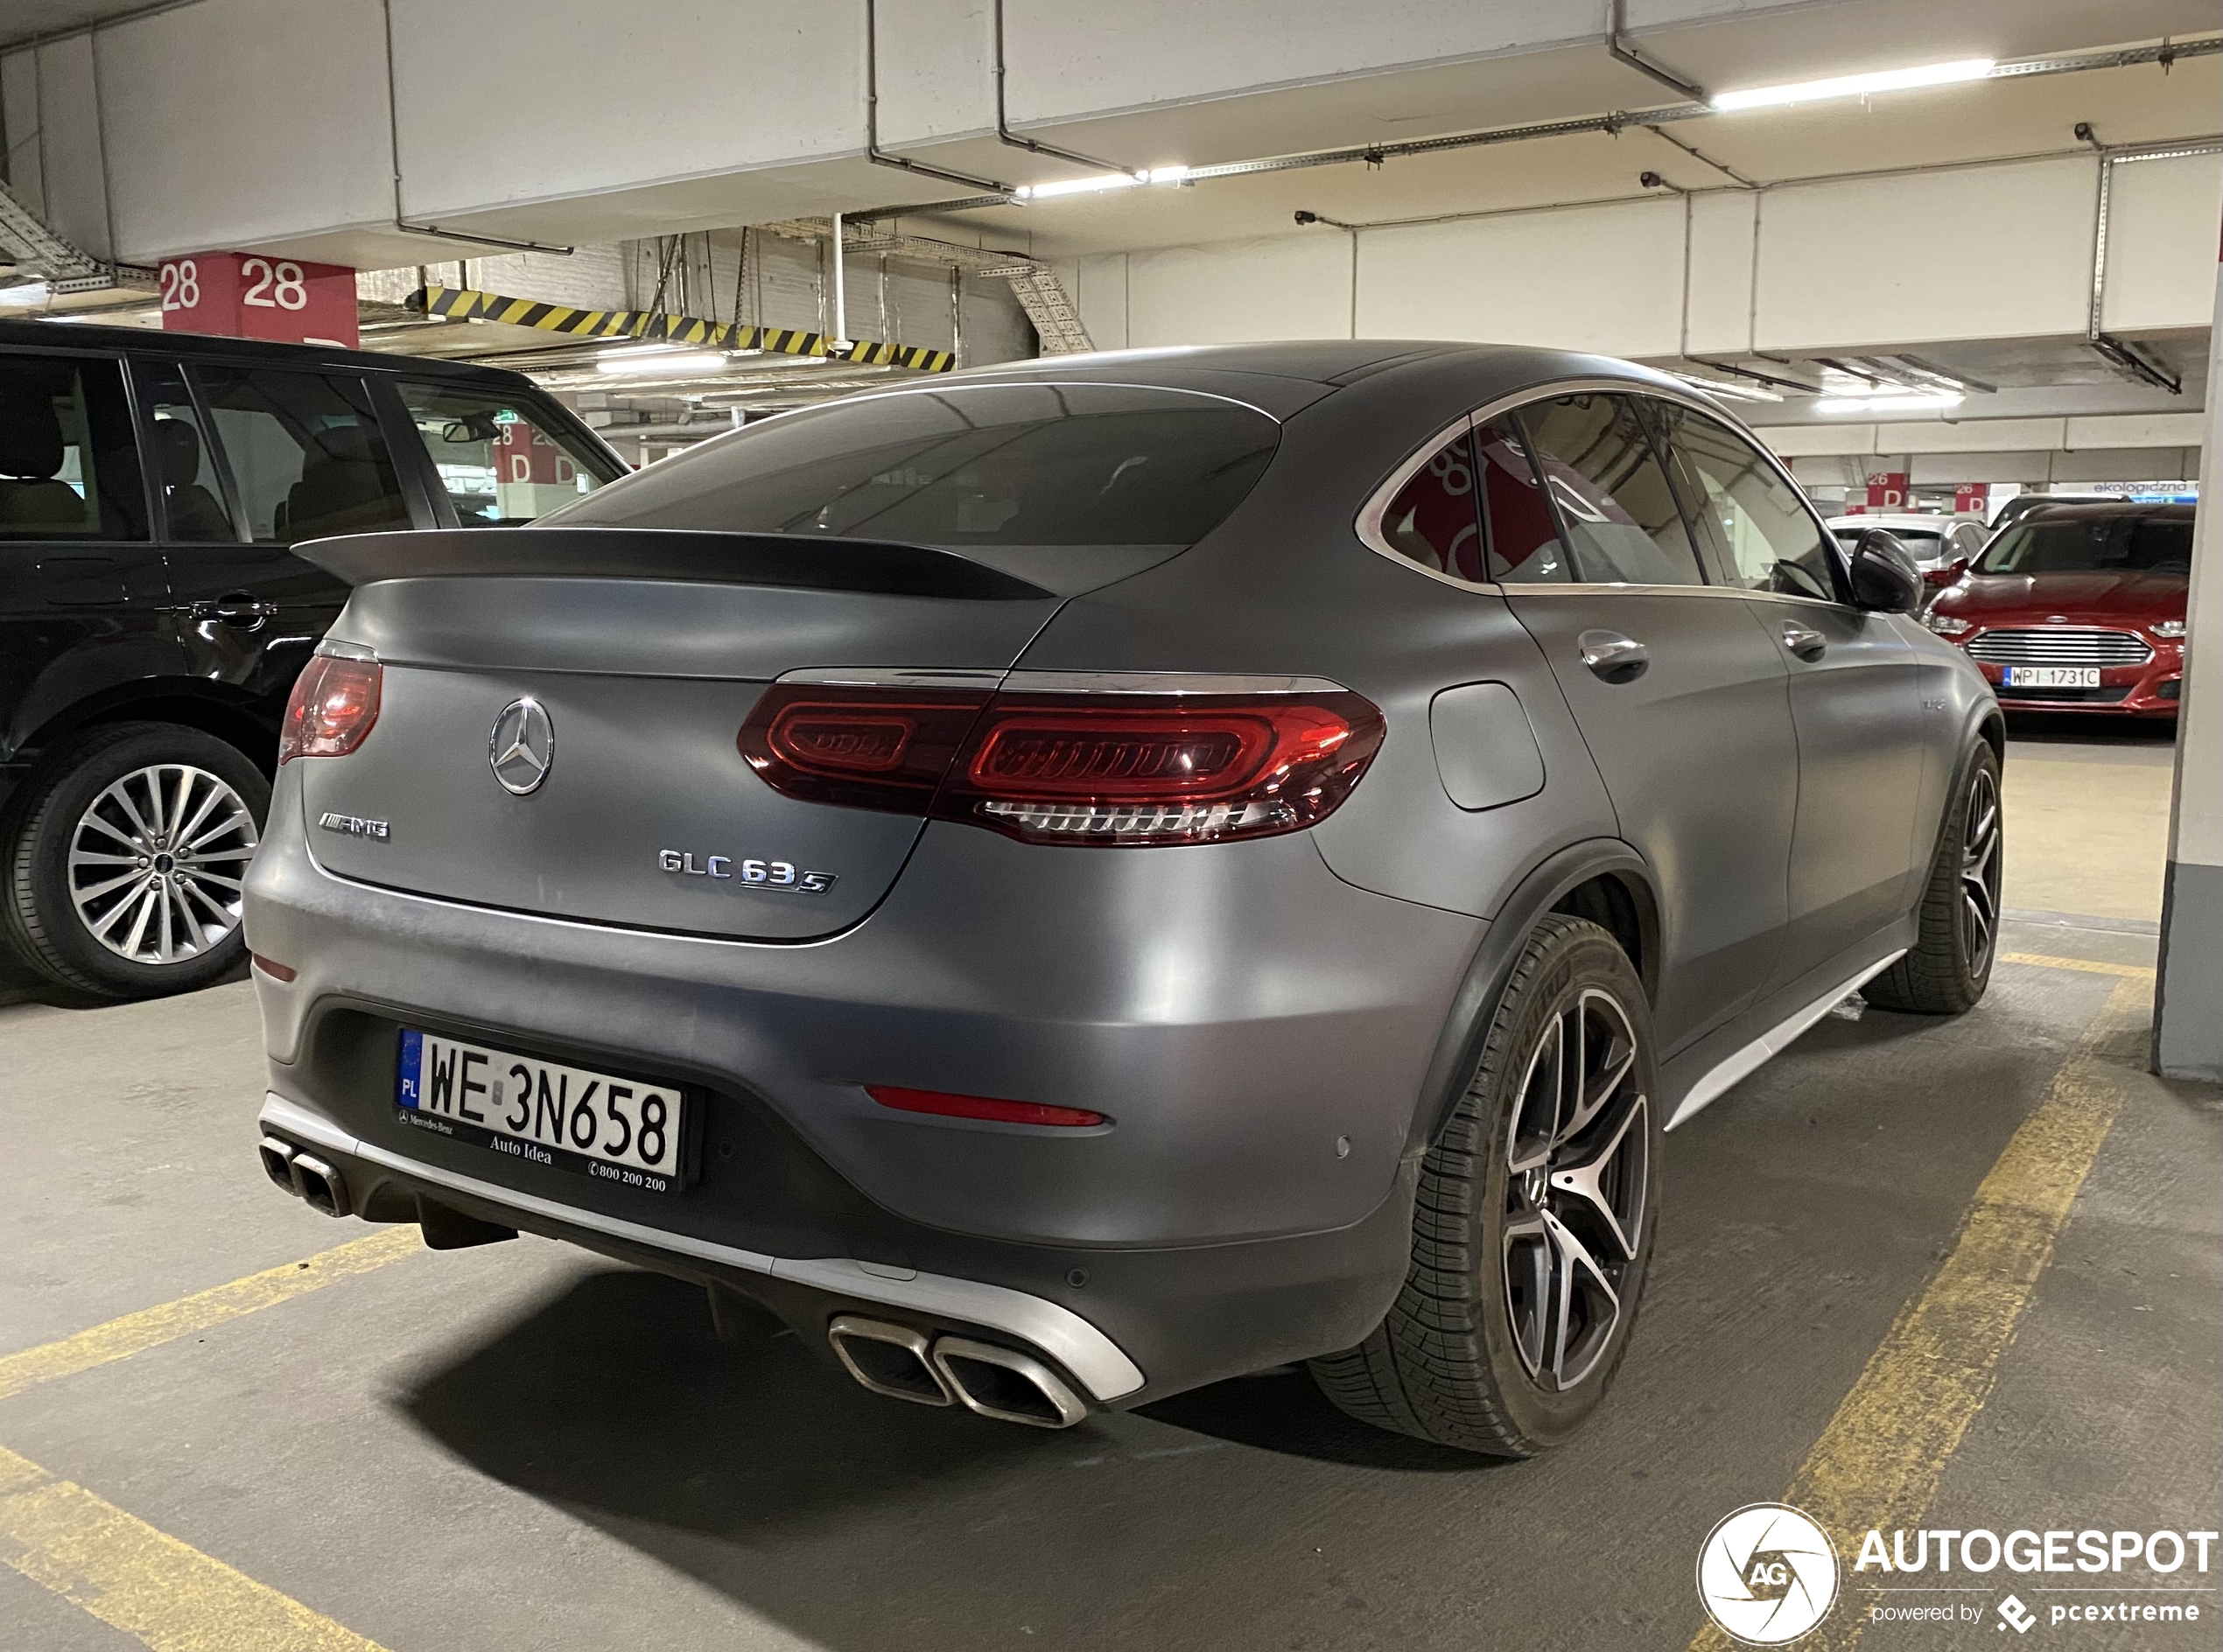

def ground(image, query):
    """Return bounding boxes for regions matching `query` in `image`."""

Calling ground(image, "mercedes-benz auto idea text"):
[247,344,2000,1452]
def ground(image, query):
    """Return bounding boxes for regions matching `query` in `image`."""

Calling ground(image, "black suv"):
[0,318,623,1000]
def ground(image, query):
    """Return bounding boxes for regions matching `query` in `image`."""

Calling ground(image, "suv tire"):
[1862,739,2001,1015]
[3,723,269,1002]
[1310,915,1659,1454]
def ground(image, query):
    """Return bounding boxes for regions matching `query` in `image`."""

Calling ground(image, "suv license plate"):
[2004,666,2100,689]
[396,1030,685,1195]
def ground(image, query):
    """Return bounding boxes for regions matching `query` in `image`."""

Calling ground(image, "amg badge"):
[318,811,390,840]
[658,849,835,894]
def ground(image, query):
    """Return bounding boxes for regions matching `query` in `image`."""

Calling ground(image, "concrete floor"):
[1,718,2216,1651]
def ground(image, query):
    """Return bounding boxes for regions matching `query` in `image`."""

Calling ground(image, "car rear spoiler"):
[294,527,1055,602]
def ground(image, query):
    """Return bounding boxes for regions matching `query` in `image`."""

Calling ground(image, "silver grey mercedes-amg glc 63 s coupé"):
[247,342,2000,1453]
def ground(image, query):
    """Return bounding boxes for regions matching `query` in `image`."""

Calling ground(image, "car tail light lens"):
[866,1085,1106,1128]
[279,654,382,763]
[739,686,992,812]
[941,692,1383,844]
[740,680,1385,846]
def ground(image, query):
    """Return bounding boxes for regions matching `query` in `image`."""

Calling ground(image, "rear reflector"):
[279,655,382,764]
[866,1085,1107,1129]
[250,953,297,983]
[740,682,1383,846]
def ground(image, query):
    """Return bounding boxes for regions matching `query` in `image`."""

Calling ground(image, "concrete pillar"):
[2153,246,2223,1082]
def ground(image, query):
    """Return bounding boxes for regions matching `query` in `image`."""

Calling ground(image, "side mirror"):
[1848,528,1924,613]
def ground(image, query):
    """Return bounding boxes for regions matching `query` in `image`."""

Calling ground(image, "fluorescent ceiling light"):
[1813,391,1964,415]
[1712,59,1994,112]
[0,281,52,307]
[596,348,729,375]
[1013,164,1189,201]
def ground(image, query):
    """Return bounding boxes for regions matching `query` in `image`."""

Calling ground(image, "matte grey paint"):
[246,340,1997,1407]
[1429,682,1546,810]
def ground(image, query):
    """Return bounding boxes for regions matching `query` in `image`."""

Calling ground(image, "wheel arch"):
[11,681,279,780]
[1406,838,1659,1154]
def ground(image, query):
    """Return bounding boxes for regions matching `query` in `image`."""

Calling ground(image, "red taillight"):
[740,681,1383,846]
[866,1085,1106,1128]
[739,686,992,812]
[279,655,382,764]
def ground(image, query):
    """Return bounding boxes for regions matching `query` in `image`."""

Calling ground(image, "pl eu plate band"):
[256,1093,1147,1401]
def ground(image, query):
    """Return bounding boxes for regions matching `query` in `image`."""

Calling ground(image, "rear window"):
[1975,515,2193,576]
[547,383,1279,555]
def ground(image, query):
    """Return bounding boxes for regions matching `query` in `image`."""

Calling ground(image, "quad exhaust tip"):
[826,1316,1089,1428]
[257,1136,352,1219]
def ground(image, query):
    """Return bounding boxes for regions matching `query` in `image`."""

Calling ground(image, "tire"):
[1861,740,2001,1016]
[2,722,269,1002]
[1310,915,1660,1455]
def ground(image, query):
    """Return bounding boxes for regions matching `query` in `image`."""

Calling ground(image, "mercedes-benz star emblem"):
[489,698,555,795]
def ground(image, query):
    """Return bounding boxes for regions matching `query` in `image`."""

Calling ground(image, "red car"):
[1923,502,2191,717]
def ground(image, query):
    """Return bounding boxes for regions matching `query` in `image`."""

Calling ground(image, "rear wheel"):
[1310,915,1659,1455]
[1862,740,2000,1015]
[3,723,267,1001]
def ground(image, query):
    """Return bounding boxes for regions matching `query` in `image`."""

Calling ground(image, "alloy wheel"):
[1502,986,1649,1390]
[66,763,259,966]
[1959,765,2002,978]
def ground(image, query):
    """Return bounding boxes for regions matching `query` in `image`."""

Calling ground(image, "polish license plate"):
[2004,666,2100,689]
[396,1030,685,1194]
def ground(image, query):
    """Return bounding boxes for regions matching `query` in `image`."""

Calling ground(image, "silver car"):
[246,343,2001,1455]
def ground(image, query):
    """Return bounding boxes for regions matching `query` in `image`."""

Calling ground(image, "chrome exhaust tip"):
[257,1136,299,1193]
[931,1336,1089,1429]
[288,1152,352,1219]
[827,1315,957,1407]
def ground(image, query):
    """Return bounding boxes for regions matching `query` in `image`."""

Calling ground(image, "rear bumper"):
[244,776,1480,1403]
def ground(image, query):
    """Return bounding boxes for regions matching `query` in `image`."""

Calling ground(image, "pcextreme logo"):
[1697,1503,1841,1645]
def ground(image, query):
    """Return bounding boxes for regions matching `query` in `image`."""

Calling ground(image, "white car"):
[1827,514,1988,579]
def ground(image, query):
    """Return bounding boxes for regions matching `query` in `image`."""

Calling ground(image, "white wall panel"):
[2065,411,2207,448]
[1071,253,1131,349]
[2100,151,2223,333]
[1684,191,1756,356]
[1,50,43,219]
[1126,235,1350,346]
[1357,198,1685,357]
[89,0,392,261]
[1754,157,2096,350]
[25,36,110,260]
[1873,417,2066,452]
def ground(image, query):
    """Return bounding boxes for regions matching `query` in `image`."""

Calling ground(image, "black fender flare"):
[1405,837,1659,1155]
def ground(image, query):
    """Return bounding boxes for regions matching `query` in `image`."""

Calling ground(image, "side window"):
[0,354,147,540]
[1512,393,1704,585]
[135,361,237,542]
[1650,401,1838,602]
[1376,427,1484,583]
[1475,416,1571,583]
[399,383,617,527]
[193,368,410,542]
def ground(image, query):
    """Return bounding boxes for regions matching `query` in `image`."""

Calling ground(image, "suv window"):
[401,383,617,526]
[1513,393,1704,585]
[1476,416,1573,583]
[0,354,147,540]
[136,361,237,542]
[1376,428,1483,581]
[1651,401,1837,601]
[549,382,1279,551]
[193,367,410,542]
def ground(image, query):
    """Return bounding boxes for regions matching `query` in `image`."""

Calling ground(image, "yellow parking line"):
[0,1227,419,1404]
[0,1441,391,1650]
[1688,973,2150,1652]
[1999,951,2156,980]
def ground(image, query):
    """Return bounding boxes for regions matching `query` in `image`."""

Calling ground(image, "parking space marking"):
[1688,974,2149,1652]
[0,1227,420,1404]
[1999,951,2156,979]
[0,1441,390,1651]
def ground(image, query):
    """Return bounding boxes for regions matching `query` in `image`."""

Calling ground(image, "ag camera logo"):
[1698,1503,1841,1644]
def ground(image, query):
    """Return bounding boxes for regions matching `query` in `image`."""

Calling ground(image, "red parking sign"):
[159,252,358,349]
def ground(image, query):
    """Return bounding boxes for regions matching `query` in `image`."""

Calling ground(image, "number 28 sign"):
[159,252,358,349]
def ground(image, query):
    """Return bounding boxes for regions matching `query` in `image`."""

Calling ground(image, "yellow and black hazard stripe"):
[412,287,954,372]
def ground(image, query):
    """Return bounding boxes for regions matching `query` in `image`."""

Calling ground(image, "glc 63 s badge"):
[658,849,836,894]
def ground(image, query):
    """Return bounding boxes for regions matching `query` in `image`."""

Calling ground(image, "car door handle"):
[1577,628,1650,682]
[187,595,279,626]
[1780,622,1827,661]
